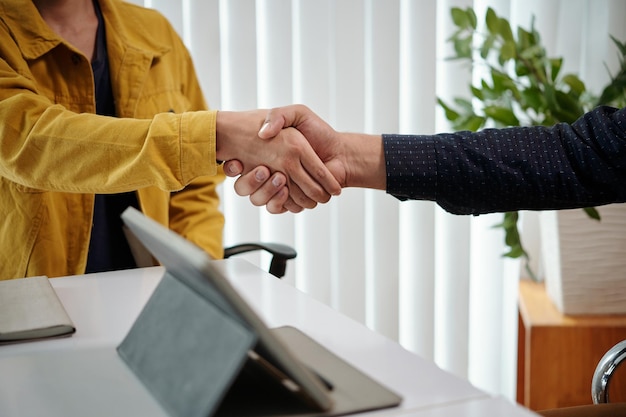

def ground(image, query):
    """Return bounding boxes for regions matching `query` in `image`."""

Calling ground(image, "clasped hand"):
[220,105,349,214]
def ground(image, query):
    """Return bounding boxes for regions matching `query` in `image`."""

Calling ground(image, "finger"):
[248,173,288,206]
[269,127,339,201]
[264,187,290,214]
[287,180,318,209]
[289,147,341,200]
[303,155,342,197]
[282,196,305,214]
[233,166,271,196]
[223,160,244,177]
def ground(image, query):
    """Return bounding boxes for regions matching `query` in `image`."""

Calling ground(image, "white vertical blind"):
[363,0,401,341]
[431,0,473,380]
[291,0,334,302]
[397,0,438,360]
[184,0,221,109]
[139,0,626,402]
[329,0,367,323]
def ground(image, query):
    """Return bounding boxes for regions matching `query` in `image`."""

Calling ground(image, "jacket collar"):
[97,0,170,59]
[0,0,61,59]
[1,0,170,60]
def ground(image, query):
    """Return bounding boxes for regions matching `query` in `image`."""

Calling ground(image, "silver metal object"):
[592,340,626,404]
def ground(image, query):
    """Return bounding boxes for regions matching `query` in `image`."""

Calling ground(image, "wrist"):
[344,133,386,190]
[215,111,234,161]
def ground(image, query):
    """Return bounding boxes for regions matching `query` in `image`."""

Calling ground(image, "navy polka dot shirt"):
[384,106,626,215]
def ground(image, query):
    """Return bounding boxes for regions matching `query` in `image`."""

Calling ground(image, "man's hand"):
[223,105,347,213]
[224,162,293,213]
[216,110,341,209]
[258,105,348,186]
[223,104,386,214]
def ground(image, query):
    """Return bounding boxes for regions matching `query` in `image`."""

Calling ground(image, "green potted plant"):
[438,7,626,281]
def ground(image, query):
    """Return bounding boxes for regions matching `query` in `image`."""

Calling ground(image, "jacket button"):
[71,54,81,65]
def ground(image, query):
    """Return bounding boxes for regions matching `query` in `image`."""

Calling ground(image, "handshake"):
[216,105,386,214]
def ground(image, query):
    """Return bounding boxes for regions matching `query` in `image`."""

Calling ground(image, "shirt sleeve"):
[383,106,626,215]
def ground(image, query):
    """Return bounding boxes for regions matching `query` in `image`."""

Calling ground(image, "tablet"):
[119,207,401,417]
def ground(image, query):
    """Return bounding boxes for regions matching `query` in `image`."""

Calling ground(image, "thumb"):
[258,113,284,140]
[258,105,307,139]
[258,119,279,140]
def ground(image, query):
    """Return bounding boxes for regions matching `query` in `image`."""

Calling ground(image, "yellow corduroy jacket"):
[0,0,225,280]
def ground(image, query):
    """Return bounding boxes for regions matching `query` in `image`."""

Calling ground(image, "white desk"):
[0,259,537,416]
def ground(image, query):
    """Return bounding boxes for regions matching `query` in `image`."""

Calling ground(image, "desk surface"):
[0,260,537,416]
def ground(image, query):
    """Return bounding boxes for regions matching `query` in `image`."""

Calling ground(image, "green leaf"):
[437,98,460,121]
[491,69,510,91]
[519,44,545,60]
[562,74,586,96]
[451,7,469,29]
[503,245,524,259]
[529,57,549,84]
[520,87,545,110]
[496,212,532,265]
[597,65,626,106]
[598,83,626,105]
[610,34,626,56]
[550,58,562,82]
[498,17,514,42]
[544,84,557,110]
[453,36,473,59]
[486,8,499,34]
[500,211,519,229]
[500,40,517,62]
[530,24,541,45]
[480,34,496,59]
[470,85,484,100]
[504,225,520,247]
[466,8,477,30]
[515,60,531,76]
[453,97,474,113]
[457,115,485,131]
[554,91,584,122]
[583,207,601,221]
[479,79,502,100]
[518,27,532,50]
[484,105,520,126]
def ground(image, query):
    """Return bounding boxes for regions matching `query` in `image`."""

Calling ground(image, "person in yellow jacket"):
[0,0,340,280]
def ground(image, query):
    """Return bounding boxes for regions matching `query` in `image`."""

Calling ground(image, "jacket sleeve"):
[0,22,219,194]
[384,106,626,214]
